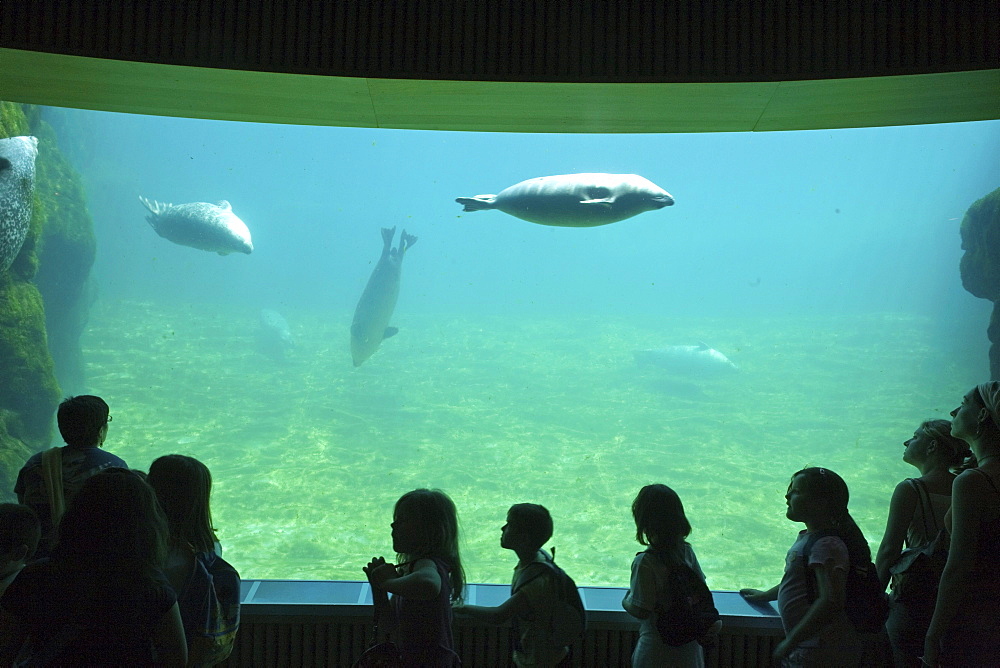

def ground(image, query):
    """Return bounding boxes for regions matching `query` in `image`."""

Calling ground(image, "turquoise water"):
[85,299,980,590]
[31,107,1000,590]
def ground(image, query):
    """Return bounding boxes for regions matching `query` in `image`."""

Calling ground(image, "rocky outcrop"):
[0,102,97,499]
[959,187,1000,380]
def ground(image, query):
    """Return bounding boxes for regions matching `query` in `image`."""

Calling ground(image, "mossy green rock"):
[959,187,1000,380]
[0,102,63,500]
[959,187,1000,300]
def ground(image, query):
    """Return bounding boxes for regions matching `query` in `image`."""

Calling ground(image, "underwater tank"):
[2,102,999,591]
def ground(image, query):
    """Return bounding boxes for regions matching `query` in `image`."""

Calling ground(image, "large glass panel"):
[7,105,999,590]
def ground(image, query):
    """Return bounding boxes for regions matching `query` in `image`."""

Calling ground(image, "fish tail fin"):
[455,195,497,212]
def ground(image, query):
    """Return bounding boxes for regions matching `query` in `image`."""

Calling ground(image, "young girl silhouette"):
[364,489,465,667]
[622,483,719,668]
[873,419,969,667]
[741,467,866,666]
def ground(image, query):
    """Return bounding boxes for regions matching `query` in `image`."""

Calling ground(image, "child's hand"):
[739,588,768,603]
[364,556,399,589]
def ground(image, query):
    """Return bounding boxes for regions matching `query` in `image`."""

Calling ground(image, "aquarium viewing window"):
[5,103,993,591]
[1,50,998,592]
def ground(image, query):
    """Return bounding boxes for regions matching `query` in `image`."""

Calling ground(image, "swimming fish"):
[139,196,253,255]
[350,227,417,367]
[0,136,39,273]
[456,173,673,227]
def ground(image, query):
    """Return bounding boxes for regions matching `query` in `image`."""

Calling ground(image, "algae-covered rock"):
[960,187,1000,301]
[959,186,1000,380]
[31,112,98,393]
[0,102,62,498]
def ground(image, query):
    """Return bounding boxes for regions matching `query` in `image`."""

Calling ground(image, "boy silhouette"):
[455,503,572,667]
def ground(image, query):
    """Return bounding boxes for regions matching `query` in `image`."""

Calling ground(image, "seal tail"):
[379,226,396,257]
[455,195,498,212]
[400,230,418,255]
[138,195,172,215]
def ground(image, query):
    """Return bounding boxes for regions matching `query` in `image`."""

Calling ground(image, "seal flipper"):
[383,327,399,340]
[379,226,396,258]
[400,230,418,255]
[580,197,614,207]
[456,195,498,212]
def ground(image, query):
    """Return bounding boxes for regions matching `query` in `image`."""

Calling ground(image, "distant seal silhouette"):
[256,309,294,360]
[0,136,39,273]
[351,226,417,367]
[139,196,253,255]
[633,343,739,376]
[456,173,674,227]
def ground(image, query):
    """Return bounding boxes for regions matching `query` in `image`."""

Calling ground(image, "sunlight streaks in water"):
[82,299,978,590]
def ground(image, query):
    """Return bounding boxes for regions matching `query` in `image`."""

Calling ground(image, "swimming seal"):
[0,136,39,273]
[456,173,673,227]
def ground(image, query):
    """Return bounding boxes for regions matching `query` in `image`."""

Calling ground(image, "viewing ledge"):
[239,579,782,630]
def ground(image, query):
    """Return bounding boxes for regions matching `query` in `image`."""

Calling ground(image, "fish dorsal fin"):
[383,327,399,340]
[217,200,232,210]
[697,341,710,351]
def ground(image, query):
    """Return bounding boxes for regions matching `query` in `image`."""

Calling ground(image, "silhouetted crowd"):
[2,383,999,667]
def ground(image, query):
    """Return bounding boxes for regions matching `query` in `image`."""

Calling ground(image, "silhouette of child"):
[454,503,572,667]
[364,489,464,667]
[622,483,718,667]
[148,454,239,667]
[740,467,864,666]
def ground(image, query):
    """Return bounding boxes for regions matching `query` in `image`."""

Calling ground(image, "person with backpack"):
[740,467,873,667]
[148,455,241,667]
[14,395,128,558]
[622,483,720,668]
[873,419,970,667]
[924,383,1000,666]
[454,503,582,667]
[364,488,464,667]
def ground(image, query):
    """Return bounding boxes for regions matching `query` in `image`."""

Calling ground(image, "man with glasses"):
[13,395,128,557]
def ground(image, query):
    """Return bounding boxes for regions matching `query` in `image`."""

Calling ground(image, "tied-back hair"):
[920,419,974,471]
[394,489,465,603]
[55,468,167,570]
[793,467,871,563]
[147,454,219,554]
[632,483,692,564]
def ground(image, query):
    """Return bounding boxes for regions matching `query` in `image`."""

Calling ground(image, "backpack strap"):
[905,478,937,548]
[40,447,66,529]
[512,553,555,594]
